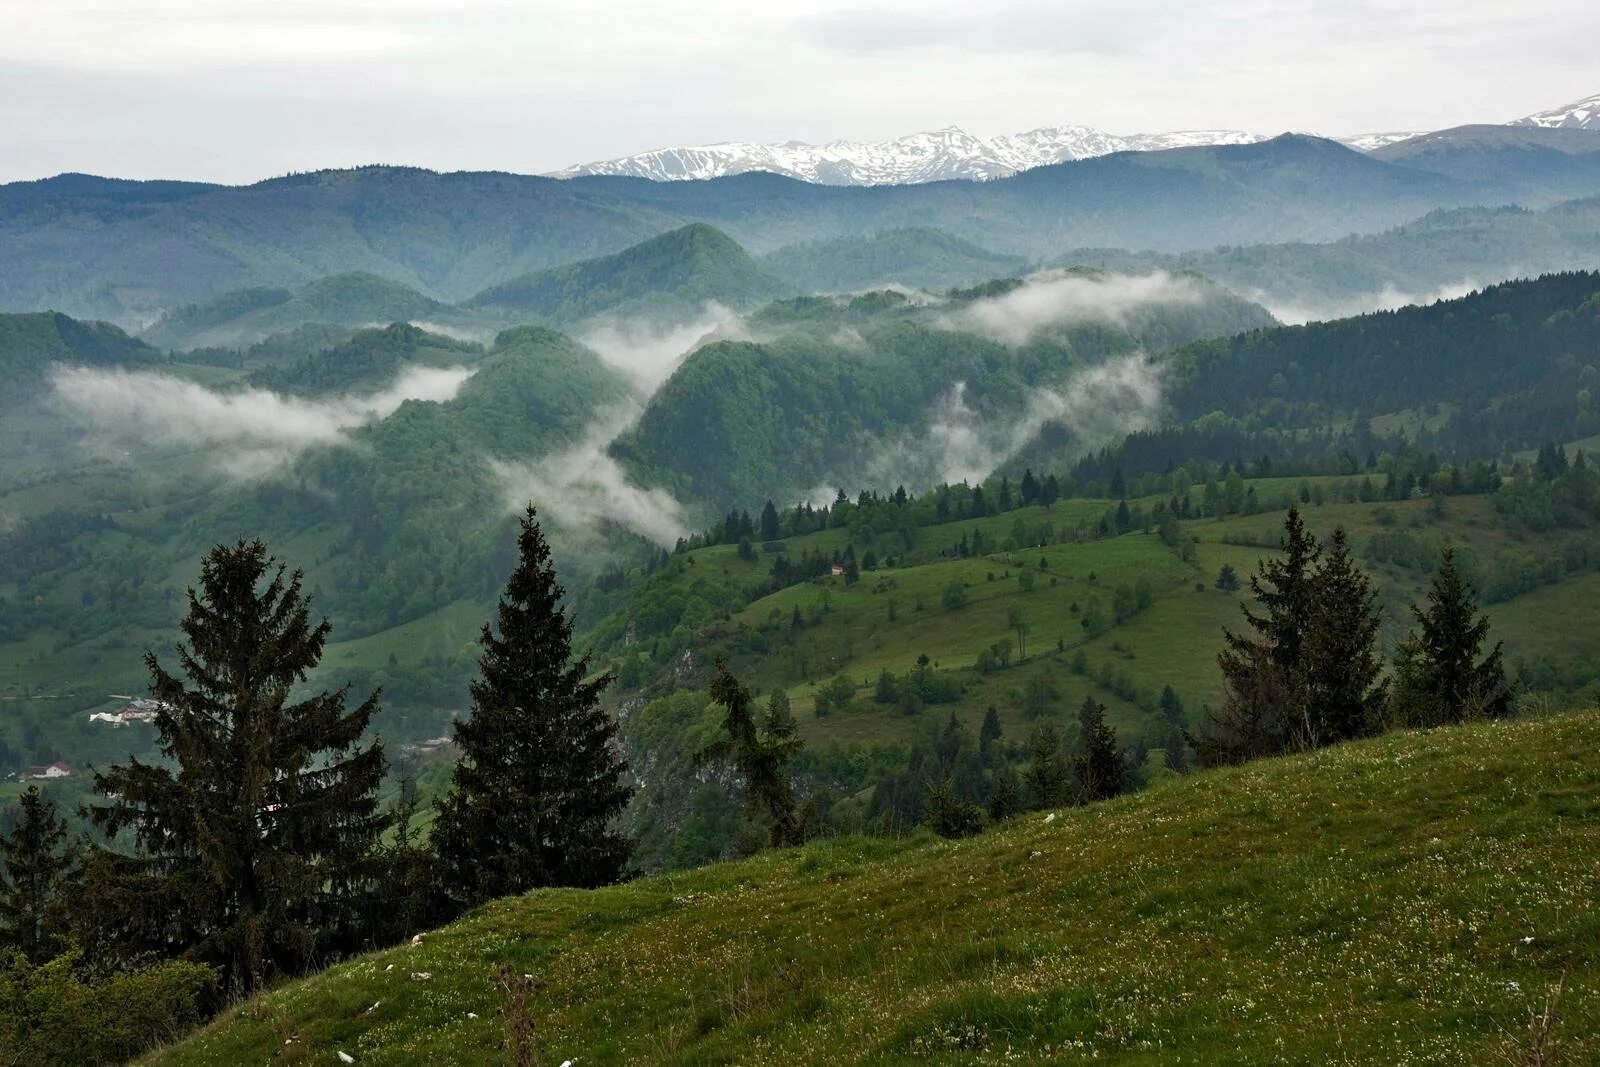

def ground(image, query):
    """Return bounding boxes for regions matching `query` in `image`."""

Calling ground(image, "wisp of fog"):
[846,353,1164,492]
[490,402,690,549]
[577,303,749,389]
[51,364,475,479]
[1256,280,1482,325]
[941,270,1203,345]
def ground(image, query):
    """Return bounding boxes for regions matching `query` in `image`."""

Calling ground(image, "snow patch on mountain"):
[1513,92,1600,130]
[1337,132,1425,152]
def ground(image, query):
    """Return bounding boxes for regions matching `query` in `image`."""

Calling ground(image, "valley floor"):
[152,711,1600,1065]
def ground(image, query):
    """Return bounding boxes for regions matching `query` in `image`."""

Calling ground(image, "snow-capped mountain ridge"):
[553,92,1599,186]
[550,125,1267,186]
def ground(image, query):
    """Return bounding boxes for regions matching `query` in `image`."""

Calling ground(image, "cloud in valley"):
[939,270,1204,345]
[850,352,1165,491]
[50,364,474,478]
[490,403,690,548]
[1257,280,1483,325]
[576,304,750,389]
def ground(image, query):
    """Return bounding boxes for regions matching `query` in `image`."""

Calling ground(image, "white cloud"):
[854,352,1164,489]
[1255,280,1483,325]
[490,403,690,548]
[575,304,749,389]
[50,363,472,478]
[940,269,1204,346]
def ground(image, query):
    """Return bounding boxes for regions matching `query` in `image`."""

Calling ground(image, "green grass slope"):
[153,712,1600,1065]
[466,222,793,324]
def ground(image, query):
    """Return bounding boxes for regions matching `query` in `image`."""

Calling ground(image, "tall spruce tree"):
[435,508,632,906]
[1074,697,1128,803]
[1205,508,1321,761]
[1391,548,1511,726]
[92,541,386,996]
[758,500,781,542]
[1234,507,1321,675]
[1301,528,1387,746]
[700,664,804,849]
[0,786,77,964]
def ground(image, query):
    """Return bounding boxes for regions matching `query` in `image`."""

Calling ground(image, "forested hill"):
[6,132,1594,325]
[1163,271,1600,452]
[152,711,1600,1064]
[0,311,161,387]
[465,222,792,322]
[760,226,1030,293]
[612,274,1276,510]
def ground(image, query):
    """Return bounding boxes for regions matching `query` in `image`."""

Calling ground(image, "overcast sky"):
[1,0,1595,184]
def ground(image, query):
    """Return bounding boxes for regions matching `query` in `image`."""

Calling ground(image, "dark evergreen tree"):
[1191,642,1294,767]
[1391,548,1511,726]
[758,499,781,541]
[1203,508,1319,762]
[1020,469,1040,506]
[1073,697,1128,803]
[0,787,77,964]
[1158,685,1184,730]
[978,706,1003,764]
[1301,528,1387,745]
[1215,563,1239,591]
[434,508,631,908]
[924,777,984,839]
[1162,726,1190,773]
[92,540,386,996]
[1023,723,1069,809]
[1236,507,1321,674]
[700,663,804,849]
[987,764,1023,822]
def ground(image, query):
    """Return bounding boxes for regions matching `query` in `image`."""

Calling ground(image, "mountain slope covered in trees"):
[760,227,1030,293]
[153,710,1600,1064]
[466,223,792,323]
[614,273,1276,509]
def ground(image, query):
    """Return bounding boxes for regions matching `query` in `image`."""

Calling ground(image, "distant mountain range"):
[7,128,1600,326]
[548,126,1267,185]
[551,92,1600,186]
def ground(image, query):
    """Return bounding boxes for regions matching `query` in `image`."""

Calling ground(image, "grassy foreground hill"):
[152,712,1600,1065]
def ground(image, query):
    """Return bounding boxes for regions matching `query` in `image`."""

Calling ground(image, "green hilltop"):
[466,222,794,324]
[761,226,1031,293]
[151,710,1600,1064]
